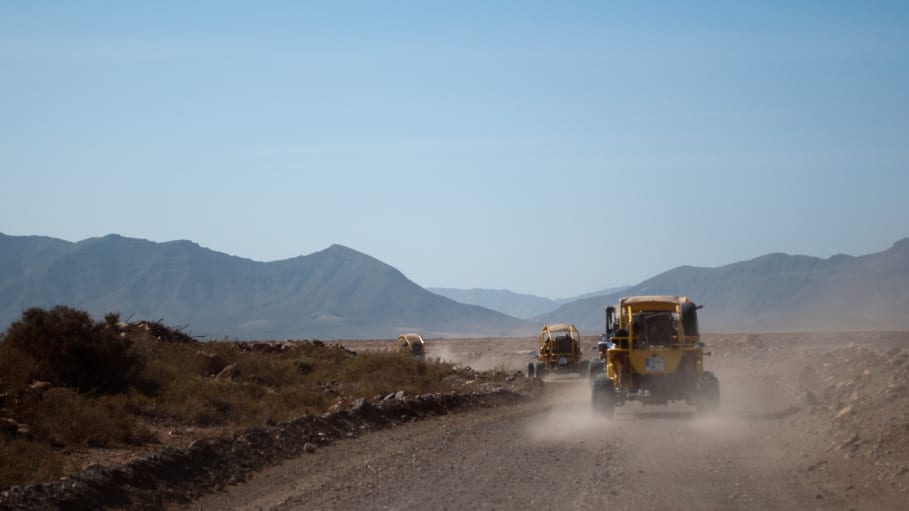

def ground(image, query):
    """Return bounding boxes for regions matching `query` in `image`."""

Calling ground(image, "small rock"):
[15,424,32,440]
[216,364,239,379]
[28,381,52,394]
[838,433,860,451]
[303,443,317,454]
[188,439,210,450]
[834,405,854,419]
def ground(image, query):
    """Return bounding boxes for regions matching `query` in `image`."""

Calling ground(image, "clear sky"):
[2,1,907,298]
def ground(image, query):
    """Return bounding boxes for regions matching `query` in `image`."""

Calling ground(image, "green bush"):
[1,306,143,394]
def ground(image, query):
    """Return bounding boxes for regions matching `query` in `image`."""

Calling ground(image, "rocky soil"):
[3,331,908,510]
[707,331,909,508]
[190,332,909,511]
[0,381,540,511]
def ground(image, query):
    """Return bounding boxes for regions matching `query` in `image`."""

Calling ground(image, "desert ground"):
[176,331,909,511]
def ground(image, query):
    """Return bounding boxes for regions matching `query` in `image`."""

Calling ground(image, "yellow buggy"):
[591,296,719,416]
[528,323,588,378]
[397,333,426,358]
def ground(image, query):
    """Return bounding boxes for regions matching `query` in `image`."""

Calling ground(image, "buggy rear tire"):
[535,362,546,380]
[587,359,604,380]
[696,371,720,413]
[592,376,615,417]
[576,359,590,378]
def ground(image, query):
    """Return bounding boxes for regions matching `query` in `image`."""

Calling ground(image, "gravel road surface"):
[183,372,842,511]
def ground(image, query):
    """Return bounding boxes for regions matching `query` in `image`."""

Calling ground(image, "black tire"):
[696,371,720,413]
[576,359,590,378]
[591,376,615,417]
[527,362,535,379]
[588,359,605,380]
[535,362,546,379]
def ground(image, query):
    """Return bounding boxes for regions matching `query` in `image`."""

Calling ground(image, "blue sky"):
[2,1,907,298]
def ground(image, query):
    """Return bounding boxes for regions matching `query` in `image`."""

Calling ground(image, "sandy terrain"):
[176,331,909,511]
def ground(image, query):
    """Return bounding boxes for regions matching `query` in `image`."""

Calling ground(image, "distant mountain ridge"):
[428,286,630,319]
[537,239,909,333]
[3,233,907,338]
[0,233,535,339]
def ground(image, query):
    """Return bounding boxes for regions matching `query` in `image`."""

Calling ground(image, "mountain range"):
[537,239,909,333]
[1,232,907,339]
[0,233,534,339]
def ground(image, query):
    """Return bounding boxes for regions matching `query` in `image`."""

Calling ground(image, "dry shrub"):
[0,343,38,393]
[1,307,142,394]
[0,439,65,488]
[106,389,160,418]
[157,377,235,426]
[0,321,474,488]
[339,351,457,398]
[129,337,234,396]
[19,388,154,447]
[139,343,460,426]
[154,360,332,427]
[129,339,200,397]
[259,385,332,422]
[234,356,301,388]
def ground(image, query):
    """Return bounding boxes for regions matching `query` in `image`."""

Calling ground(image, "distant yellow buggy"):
[528,324,588,378]
[397,333,426,358]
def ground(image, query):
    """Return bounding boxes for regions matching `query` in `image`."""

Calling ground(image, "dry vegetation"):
[0,306,486,488]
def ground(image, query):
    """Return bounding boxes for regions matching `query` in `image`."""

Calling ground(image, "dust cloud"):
[523,352,803,466]
[524,378,615,442]
[426,339,534,373]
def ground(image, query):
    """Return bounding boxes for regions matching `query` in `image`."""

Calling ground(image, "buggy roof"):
[540,323,577,333]
[619,295,689,306]
[397,333,424,343]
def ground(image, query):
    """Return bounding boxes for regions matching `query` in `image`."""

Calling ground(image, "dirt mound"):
[706,332,909,507]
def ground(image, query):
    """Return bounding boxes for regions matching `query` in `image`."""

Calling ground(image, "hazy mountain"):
[538,239,909,334]
[561,287,632,303]
[0,233,535,339]
[428,286,630,319]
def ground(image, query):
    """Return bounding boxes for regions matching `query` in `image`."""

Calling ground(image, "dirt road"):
[182,370,844,510]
